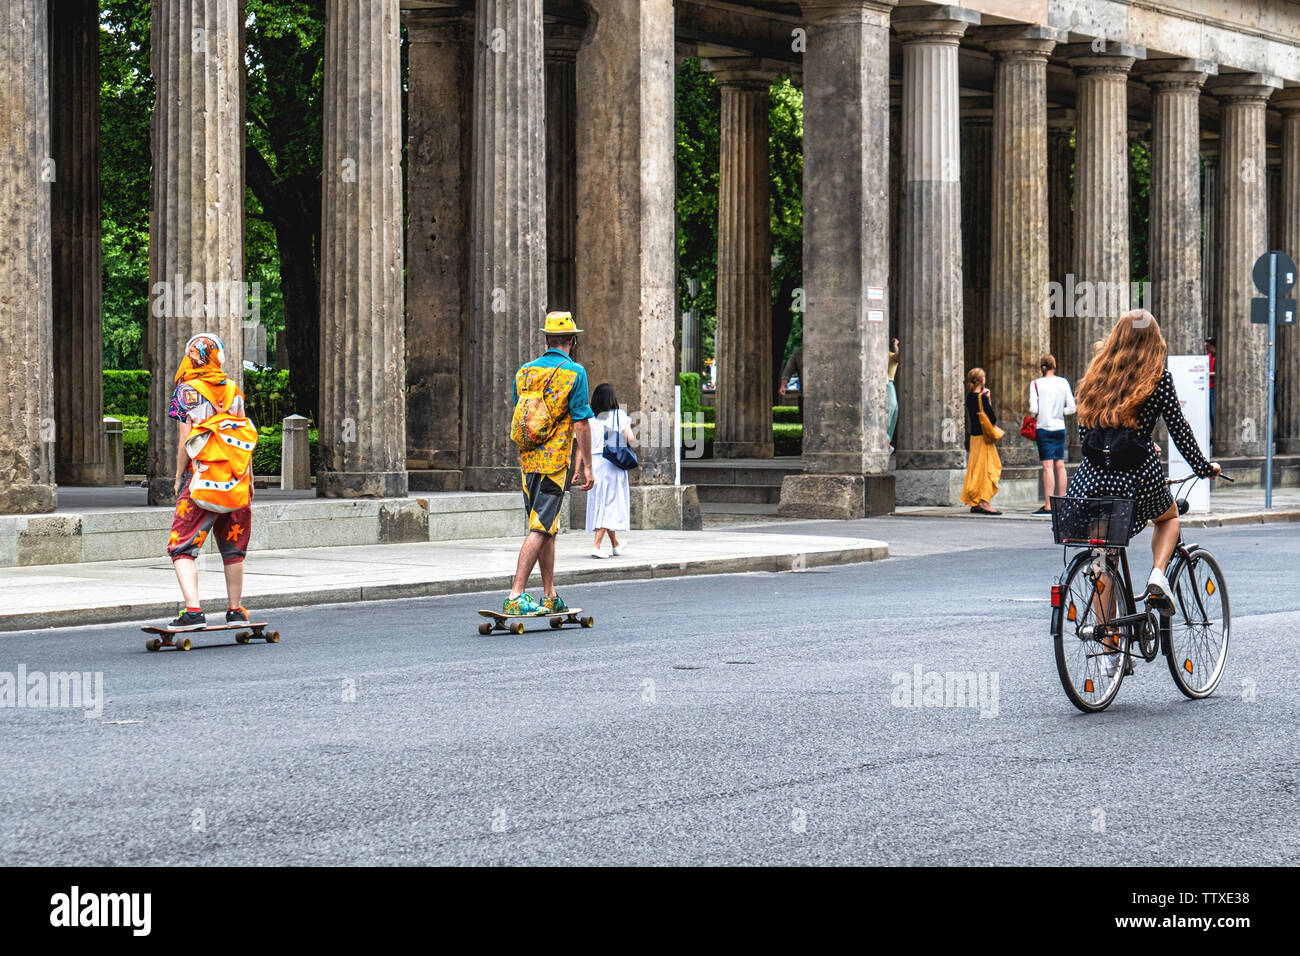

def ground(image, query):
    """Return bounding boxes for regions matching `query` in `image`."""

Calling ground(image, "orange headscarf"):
[174,333,228,386]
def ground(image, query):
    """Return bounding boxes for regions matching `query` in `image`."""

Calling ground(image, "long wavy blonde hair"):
[1076,310,1167,428]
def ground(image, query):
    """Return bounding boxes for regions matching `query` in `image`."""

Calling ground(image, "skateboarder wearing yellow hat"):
[503,311,595,616]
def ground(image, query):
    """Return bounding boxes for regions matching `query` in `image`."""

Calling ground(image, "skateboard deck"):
[141,621,279,652]
[477,608,594,635]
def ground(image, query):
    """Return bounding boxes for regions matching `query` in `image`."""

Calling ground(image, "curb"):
[0,542,887,633]
[895,508,1300,527]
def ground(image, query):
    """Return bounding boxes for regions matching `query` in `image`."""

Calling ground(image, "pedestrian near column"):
[1029,353,1077,515]
[887,337,899,452]
[162,333,258,630]
[586,383,634,558]
[961,368,1003,515]
[1203,335,1216,448]
[504,312,594,616]
[778,344,802,398]
[1067,310,1220,606]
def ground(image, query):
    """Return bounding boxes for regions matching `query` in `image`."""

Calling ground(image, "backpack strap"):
[189,378,239,415]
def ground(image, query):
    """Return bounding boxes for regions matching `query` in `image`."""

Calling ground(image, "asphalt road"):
[1,517,1295,866]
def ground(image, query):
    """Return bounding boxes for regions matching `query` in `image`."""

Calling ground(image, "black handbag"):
[601,412,638,470]
[1082,426,1151,471]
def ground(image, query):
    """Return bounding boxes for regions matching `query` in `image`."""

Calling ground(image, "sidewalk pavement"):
[895,485,1300,527]
[0,529,887,632]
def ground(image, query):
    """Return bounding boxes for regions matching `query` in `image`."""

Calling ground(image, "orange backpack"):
[183,380,259,513]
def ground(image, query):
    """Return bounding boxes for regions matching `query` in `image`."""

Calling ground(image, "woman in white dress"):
[586,383,635,557]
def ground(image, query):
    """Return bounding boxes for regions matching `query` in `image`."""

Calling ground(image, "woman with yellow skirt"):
[961,367,1003,515]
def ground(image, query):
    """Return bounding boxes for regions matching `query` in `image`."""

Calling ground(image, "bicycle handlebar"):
[1167,470,1233,486]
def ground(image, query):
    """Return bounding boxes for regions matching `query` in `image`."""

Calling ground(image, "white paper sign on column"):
[1167,355,1211,513]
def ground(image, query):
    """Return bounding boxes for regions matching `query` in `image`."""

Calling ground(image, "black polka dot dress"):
[1066,370,1215,539]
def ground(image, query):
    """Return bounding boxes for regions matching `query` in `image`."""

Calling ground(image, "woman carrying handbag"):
[961,367,1003,515]
[586,383,636,557]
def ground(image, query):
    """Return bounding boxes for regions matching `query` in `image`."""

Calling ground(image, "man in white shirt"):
[1028,353,1077,515]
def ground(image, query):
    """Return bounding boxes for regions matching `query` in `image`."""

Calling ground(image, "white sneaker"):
[611,544,623,556]
[1146,567,1173,608]
[590,548,605,559]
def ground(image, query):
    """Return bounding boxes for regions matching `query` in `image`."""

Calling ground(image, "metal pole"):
[1267,252,1277,509]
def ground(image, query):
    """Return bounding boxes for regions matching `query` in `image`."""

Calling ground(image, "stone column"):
[1209,75,1280,458]
[318,0,407,497]
[1047,114,1074,372]
[985,27,1059,467]
[704,57,780,460]
[1200,144,1218,344]
[892,6,977,499]
[1276,91,1300,453]
[960,112,991,378]
[545,21,583,314]
[147,0,245,506]
[463,0,547,492]
[577,0,697,528]
[1062,44,1141,383]
[778,0,897,519]
[50,0,106,487]
[1145,60,1212,355]
[404,7,473,490]
[0,0,55,514]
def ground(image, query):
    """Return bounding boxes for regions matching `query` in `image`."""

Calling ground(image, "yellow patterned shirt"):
[513,349,593,476]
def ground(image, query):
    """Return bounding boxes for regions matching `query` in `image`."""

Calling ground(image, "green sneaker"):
[542,594,570,614]
[503,593,544,616]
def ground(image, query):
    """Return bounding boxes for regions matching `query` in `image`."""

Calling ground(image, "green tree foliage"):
[100,0,152,370]
[1130,138,1151,286]
[769,76,804,374]
[676,60,720,360]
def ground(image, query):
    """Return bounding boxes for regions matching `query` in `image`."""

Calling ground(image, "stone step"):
[694,483,783,505]
[681,459,802,488]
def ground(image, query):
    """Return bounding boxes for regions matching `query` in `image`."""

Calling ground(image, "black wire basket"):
[1050,496,1135,548]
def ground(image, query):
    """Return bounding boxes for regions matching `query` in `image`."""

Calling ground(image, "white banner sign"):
[1167,355,1211,513]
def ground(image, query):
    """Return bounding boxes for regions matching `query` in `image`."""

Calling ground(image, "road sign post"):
[1251,250,1297,509]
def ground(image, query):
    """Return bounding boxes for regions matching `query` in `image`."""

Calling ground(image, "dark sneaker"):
[226,606,250,623]
[503,593,544,616]
[542,594,570,614]
[167,609,206,631]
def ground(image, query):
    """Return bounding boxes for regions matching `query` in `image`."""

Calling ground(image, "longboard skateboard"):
[477,608,594,636]
[141,621,280,652]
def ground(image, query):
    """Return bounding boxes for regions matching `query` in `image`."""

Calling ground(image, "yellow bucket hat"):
[542,311,583,334]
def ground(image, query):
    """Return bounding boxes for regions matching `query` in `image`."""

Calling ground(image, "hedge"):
[103,368,298,429]
[121,426,320,477]
[680,422,802,458]
[104,370,150,417]
[679,372,702,417]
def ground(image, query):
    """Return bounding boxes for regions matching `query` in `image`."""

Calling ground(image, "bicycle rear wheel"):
[1053,552,1132,713]
[1163,549,1230,698]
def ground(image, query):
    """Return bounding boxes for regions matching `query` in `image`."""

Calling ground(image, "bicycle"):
[1049,473,1233,713]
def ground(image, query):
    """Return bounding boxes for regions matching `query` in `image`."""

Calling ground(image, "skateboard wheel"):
[510,621,525,635]
[146,638,161,652]
[266,631,280,643]
[478,622,492,635]
[550,617,562,629]
[236,632,250,644]
[581,616,594,628]
[176,636,192,651]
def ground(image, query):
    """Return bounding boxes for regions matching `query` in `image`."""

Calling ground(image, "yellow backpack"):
[184,380,259,513]
[510,365,563,452]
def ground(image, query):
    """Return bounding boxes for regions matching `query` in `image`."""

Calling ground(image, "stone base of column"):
[778,473,894,519]
[895,449,965,470]
[999,441,1039,467]
[55,463,108,486]
[715,440,774,459]
[0,485,58,516]
[407,469,463,493]
[1279,439,1300,455]
[463,466,522,493]
[317,471,409,499]
[629,484,702,531]
[894,468,968,506]
[147,477,177,508]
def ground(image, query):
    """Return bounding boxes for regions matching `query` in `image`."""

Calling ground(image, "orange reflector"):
[1085,679,1094,693]
[1184,659,1193,674]
[1068,603,1077,622]
[1206,580,1215,595]
[1096,577,1106,595]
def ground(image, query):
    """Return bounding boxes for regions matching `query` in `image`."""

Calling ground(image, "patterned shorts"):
[521,468,568,536]
[167,482,252,563]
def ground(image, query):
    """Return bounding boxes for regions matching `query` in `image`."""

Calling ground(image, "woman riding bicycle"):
[1068,310,1220,606]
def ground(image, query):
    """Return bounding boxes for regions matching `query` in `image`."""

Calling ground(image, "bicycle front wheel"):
[1053,552,1132,713]
[1163,549,1230,698]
